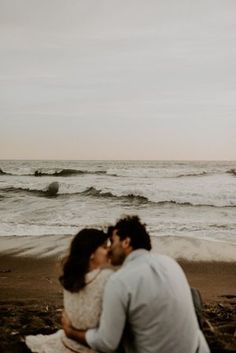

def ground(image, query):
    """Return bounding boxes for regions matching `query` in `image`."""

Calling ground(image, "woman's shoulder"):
[85,265,114,285]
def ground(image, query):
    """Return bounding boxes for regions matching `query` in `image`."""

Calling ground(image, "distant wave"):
[209,224,236,230]
[34,168,109,177]
[176,171,208,178]
[2,166,236,178]
[174,169,236,178]
[1,185,236,207]
[154,200,236,208]
[226,169,236,176]
[0,167,117,177]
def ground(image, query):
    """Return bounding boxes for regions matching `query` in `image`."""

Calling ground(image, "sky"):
[0,0,236,160]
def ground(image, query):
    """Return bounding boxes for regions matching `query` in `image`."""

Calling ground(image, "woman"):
[25,228,113,353]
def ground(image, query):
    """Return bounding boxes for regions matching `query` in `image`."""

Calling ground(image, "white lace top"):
[25,267,114,353]
[62,267,114,352]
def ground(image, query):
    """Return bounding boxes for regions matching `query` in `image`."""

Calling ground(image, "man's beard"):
[109,249,126,266]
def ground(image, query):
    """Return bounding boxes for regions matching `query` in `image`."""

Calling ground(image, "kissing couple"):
[26,215,210,353]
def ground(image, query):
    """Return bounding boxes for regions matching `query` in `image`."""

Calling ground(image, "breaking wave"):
[81,186,149,204]
[0,186,59,198]
[226,169,236,176]
[1,185,236,208]
[0,168,11,176]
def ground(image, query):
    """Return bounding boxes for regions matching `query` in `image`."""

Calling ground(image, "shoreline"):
[1,253,235,302]
[1,234,236,262]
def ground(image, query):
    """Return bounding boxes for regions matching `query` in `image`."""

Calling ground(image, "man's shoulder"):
[108,252,152,281]
[106,263,133,286]
[112,253,180,277]
[152,253,178,264]
[156,253,182,266]
[150,253,183,271]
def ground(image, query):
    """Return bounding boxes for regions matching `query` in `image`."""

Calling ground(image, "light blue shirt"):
[86,249,210,353]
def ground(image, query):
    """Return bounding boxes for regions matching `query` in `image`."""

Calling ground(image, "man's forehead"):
[112,228,119,237]
[111,229,121,243]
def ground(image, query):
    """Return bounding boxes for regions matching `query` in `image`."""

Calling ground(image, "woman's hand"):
[61,311,73,338]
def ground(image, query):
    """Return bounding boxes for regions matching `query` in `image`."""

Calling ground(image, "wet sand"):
[0,252,235,352]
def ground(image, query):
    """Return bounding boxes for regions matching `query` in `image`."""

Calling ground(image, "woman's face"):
[90,242,109,269]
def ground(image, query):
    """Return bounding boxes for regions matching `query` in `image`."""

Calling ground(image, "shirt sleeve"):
[86,275,128,352]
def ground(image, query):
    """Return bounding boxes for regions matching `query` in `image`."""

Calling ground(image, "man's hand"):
[61,311,88,346]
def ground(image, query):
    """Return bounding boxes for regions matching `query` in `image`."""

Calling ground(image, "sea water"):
[0,160,235,246]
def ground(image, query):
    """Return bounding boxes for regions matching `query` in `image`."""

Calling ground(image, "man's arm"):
[62,311,89,347]
[86,276,128,352]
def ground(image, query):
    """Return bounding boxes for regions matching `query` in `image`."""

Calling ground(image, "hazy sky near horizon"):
[0,0,236,160]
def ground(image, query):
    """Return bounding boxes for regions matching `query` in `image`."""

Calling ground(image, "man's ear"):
[122,237,131,249]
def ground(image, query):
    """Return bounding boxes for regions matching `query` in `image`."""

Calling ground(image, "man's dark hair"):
[107,225,115,238]
[114,215,152,250]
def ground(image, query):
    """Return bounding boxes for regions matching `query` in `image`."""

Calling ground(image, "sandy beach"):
[0,237,236,353]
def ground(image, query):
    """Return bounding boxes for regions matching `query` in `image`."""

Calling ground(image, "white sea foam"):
[151,236,236,262]
[0,235,235,262]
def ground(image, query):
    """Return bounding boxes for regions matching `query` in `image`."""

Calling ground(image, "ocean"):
[0,160,235,246]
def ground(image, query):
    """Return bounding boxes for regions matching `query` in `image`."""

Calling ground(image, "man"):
[62,215,210,353]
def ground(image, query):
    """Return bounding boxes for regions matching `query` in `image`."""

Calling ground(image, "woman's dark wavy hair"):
[114,215,152,250]
[59,228,108,293]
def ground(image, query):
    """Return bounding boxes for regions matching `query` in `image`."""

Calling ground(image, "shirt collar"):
[122,249,149,267]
